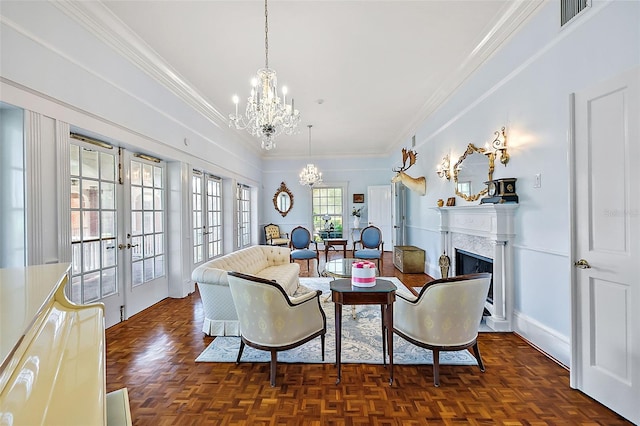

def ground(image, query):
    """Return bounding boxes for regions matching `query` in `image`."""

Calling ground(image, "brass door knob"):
[574,259,591,269]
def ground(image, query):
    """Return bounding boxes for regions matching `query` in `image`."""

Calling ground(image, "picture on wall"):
[353,193,364,203]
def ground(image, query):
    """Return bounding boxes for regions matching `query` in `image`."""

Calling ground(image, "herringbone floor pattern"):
[106,251,631,425]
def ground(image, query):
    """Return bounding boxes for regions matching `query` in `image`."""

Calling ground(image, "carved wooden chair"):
[264,223,289,246]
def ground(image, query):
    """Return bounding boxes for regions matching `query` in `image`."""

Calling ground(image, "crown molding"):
[391,0,545,154]
[51,1,261,154]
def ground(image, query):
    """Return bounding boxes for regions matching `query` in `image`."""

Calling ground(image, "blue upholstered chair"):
[289,226,319,274]
[353,225,383,267]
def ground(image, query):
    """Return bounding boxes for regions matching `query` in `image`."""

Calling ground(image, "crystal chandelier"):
[229,0,300,150]
[299,125,322,187]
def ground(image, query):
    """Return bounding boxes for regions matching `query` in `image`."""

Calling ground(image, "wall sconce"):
[490,126,509,165]
[436,155,451,180]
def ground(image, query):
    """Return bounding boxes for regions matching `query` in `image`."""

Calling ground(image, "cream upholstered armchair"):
[393,273,491,387]
[264,223,289,246]
[227,271,326,387]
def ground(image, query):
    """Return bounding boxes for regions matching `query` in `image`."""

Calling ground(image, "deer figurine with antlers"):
[391,148,426,196]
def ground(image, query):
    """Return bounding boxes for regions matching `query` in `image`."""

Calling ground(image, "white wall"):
[261,156,394,246]
[402,0,640,365]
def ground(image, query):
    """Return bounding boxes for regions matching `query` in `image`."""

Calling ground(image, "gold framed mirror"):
[273,182,294,217]
[453,144,495,202]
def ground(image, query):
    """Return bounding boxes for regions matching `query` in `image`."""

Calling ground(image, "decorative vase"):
[353,216,360,228]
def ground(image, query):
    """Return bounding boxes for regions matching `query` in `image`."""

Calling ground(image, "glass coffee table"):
[324,258,380,279]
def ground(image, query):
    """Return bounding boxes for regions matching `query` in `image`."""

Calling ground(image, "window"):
[237,184,251,249]
[312,187,343,239]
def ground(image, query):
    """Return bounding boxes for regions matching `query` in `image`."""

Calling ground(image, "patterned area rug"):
[196,277,478,366]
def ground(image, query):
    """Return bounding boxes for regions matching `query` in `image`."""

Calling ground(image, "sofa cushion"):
[256,263,300,295]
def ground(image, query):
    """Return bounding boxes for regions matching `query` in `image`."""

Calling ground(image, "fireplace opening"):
[455,249,494,304]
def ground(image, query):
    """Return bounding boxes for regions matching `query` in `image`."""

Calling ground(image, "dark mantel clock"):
[481,178,519,204]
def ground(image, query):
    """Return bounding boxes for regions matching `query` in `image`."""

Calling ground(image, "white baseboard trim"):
[425,261,441,279]
[513,310,570,368]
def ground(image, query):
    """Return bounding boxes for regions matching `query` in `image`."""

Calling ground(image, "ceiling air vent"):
[561,0,589,26]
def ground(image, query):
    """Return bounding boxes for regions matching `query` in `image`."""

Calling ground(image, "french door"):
[123,151,168,318]
[237,183,251,249]
[70,139,168,327]
[70,141,122,327]
[192,170,223,268]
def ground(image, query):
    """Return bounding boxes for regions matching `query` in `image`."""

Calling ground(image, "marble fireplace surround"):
[435,204,518,331]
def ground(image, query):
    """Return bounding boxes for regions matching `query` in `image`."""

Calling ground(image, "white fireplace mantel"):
[434,204,518,331]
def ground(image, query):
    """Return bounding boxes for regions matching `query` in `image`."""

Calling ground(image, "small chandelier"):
[229,0,300,150]
[299,125,322,187]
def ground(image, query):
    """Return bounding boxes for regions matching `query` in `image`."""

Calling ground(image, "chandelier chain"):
[264,0,269,68]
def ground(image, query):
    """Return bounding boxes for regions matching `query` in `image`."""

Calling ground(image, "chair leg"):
[433,349,440,387]
[471,342,485,372]
[321,334,325,361]
[270,350,278,387]
[236,339,245,364]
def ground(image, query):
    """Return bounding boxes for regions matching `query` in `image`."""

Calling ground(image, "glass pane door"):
[237,184,251,249]
[205,174,223,259]
[124,154,168,317]
[192,172,223,267]
[70,141,123,327]
[129,159,165,285]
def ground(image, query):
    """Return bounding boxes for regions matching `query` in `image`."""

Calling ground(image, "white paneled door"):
[367,185,392,251]
[572,67,639,424]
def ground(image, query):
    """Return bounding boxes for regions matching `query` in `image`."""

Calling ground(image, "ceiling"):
[99,1,541,160]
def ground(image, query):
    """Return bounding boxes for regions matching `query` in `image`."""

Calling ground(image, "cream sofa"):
[191,245,300,336]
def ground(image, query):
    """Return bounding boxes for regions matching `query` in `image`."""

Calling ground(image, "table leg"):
[335,302,342,384]
[381,305,387,367]
[325,245,329,262]
[387,302,394,385]
[342,243,346,258]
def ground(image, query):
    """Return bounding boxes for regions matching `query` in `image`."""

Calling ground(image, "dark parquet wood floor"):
[106,251,631,425]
